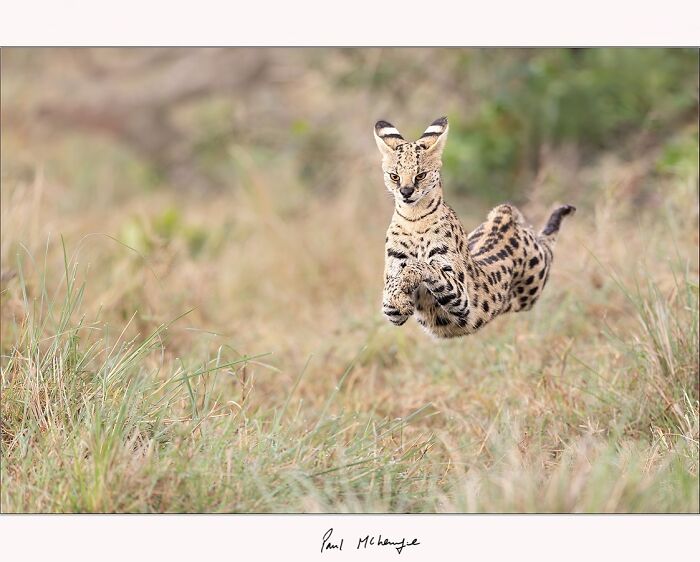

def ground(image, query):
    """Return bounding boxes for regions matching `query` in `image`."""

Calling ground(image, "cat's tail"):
[539,204,576,243]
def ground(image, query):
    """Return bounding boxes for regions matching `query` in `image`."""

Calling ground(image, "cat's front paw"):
[399,260,424,295]
[387,290,414,317]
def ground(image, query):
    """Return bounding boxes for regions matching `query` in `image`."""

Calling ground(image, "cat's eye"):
[415,171,428,181]
[389,173,400,182]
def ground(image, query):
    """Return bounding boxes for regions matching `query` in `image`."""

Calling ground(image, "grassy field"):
[1,49,698,512]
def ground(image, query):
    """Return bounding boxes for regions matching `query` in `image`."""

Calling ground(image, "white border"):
[1,515,699,560]
[1,3,698,559]
[0,1,699,46]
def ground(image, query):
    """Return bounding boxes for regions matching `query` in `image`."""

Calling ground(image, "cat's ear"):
[374,120,405,156]
[417,116,449,155]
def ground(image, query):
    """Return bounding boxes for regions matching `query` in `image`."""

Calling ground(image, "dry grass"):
[2,47,698,513]
[1,133,698,512]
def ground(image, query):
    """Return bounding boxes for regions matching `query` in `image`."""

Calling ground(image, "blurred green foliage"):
[120,207,214,259]
[657,125,700,180]
[330,48,698,203]
[441,49,698,202]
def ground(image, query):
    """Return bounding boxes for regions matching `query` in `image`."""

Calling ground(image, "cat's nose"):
[400,186,415,198]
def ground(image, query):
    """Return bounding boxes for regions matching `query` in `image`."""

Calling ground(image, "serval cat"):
[375,116,575,338]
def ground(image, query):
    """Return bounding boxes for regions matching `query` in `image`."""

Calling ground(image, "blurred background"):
[3,48,698,201]
[1,49,698,512]
[3,48,698,347]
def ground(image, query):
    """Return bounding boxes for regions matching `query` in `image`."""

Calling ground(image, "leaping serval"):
[375,116,576,338]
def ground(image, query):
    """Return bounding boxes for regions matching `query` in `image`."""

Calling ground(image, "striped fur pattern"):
[375,116,575,338]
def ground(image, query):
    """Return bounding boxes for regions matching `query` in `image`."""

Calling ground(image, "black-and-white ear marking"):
[374,120,405,152]
[418,116,449,151]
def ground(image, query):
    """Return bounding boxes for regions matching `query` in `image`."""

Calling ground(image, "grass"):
[1,48,698,513]
[1,148,698,512]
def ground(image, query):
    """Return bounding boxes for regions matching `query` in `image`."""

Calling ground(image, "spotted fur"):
[375,116,576,338]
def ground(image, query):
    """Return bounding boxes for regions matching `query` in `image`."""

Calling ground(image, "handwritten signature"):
[322,528,420,555]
